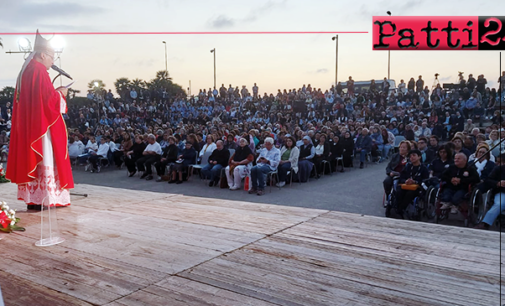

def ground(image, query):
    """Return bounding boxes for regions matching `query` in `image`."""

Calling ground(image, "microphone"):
[51,65,73,80]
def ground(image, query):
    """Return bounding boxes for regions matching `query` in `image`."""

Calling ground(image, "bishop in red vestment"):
[6,31,74,209]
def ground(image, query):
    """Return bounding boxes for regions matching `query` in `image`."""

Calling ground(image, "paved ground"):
[71,161,387,218]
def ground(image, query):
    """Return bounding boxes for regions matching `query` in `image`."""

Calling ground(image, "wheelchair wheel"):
[385,191,395,218]
[475,190,492,224]
[469,188,483,226]
[424,186,437,221]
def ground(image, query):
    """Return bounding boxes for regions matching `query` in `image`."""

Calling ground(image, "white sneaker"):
[229,186,241,190]
[440,202,451,209]
[276,181,286,187]
[450,205,458,214]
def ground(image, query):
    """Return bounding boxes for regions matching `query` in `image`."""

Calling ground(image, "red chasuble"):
[6,59,74,190]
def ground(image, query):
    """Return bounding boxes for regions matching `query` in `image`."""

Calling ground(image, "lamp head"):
[210,49,214,53]
[94,82,99,87]
[386,11,391,16]
[18,37,32,52]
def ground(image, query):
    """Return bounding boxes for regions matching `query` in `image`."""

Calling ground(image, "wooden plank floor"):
[0,183,503,306]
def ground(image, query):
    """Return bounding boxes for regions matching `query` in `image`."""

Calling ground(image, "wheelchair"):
[385,178,428,221]
[432,182,482,227]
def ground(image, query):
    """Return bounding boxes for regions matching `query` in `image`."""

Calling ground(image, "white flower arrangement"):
[0,201,25,232]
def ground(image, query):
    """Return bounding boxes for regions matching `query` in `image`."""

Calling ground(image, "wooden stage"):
[0,182,503,306]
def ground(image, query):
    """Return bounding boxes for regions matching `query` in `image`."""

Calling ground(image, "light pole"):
[162,41,167,73]
[387,11,392,80]
[210,48,216,89]
[331,35,338,87]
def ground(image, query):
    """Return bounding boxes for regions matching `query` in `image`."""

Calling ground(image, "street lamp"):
[210,48,216,89]
[387,11,392,80]
[18,37,31,52]
[162,41,167,73]
[331,35,338,87]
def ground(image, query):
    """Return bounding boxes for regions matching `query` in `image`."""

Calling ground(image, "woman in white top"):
[276,136,299,187]
[486,130,501,158]
[199,134,217,158]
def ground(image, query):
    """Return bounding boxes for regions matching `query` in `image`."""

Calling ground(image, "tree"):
[131,78,145,91]
[114,77,131,99]
[147,70,185,98]
[67,88,80,100]
[87,79,106,91]
[0,86,15,100]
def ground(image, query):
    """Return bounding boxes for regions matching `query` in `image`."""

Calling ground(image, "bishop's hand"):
[56,87,68,97]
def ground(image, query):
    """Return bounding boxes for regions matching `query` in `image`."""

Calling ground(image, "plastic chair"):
[267,169,280,193]
[188,150,212,181]
[321,160,332,176]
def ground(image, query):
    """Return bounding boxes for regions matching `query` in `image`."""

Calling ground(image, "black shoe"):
[27,204,42,210]
[359,162,364,169]
[209,181,215,187]
[140,173,148,179]
[176,180,183,184]
[129,170,137,177]
[145,175,153,181]
[168,180,177,184]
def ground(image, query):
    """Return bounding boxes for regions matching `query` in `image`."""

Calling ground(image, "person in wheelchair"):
[395,150,429,216]
[430,144,453,179]
[383,140,411,196]
[474,153,505,230]
[440,153,480,214]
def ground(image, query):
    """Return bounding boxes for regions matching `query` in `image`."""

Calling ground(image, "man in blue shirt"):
[249,137,280,196]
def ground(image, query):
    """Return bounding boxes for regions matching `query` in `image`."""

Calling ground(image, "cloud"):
[243,0,287,23]
[316,69,328,74]
[207,0,286,29]
[0,1,106,27]
[209,15,235,29]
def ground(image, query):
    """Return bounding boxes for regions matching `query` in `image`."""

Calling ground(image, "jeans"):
[483,193,505,225]
[356,149,369,163]
[278,162,292,182]
[250,165,272,190]
[440,188,466,205]
[201,164,223,182]
[378,144,391,160]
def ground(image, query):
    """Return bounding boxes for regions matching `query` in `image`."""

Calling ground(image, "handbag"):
[219,175,229,189]
[400,183,419,191]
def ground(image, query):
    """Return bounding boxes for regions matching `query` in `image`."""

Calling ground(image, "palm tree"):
[131,78,145,91]
[67,88,81,100]
[114,77,131,99]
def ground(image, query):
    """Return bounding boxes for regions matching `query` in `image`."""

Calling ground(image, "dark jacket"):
[179,147,197,166]
[476,160,495,181]
[340,137,354,157]
[484,165,505,193]
[441,164,480,191]
[399,163,429,185]
[329,141,343,158]
[386,153,408,175]
[420,148,436,165]
[162,144,178,163]
[430,158,453,178]
[130,142,147,159]
[208,148,230,167]
[355,134,372,151]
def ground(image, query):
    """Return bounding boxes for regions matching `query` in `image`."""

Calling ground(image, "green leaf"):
[0,227,12,233]
[10,225,25,232]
